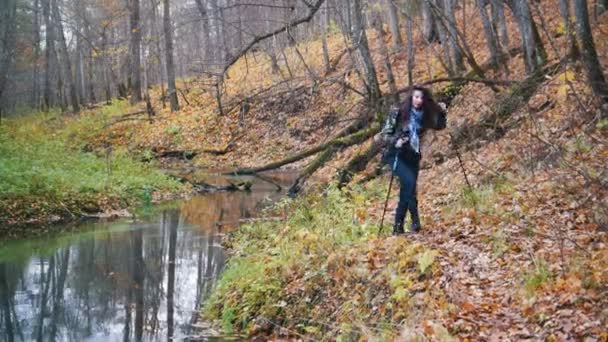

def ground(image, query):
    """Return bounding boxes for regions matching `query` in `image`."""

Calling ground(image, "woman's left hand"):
[438,102,447,112]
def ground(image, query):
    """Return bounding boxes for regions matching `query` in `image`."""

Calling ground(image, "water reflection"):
[0,171,297,341]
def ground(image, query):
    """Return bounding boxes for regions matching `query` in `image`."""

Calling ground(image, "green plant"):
[489,228,509,257]
[418,249,438,274]
[524,258,551,294]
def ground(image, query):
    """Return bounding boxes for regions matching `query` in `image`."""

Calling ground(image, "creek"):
[0,171,298,341]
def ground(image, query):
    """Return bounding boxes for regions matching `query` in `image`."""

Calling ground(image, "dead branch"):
[224,124,379,175]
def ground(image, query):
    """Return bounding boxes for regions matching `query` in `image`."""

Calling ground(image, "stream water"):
[0,171,298,341]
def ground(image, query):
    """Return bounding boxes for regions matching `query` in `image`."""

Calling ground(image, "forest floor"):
[195,1,607,339]
[1,0,607,338]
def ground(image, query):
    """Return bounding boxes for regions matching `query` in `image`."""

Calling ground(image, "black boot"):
[409,199,421,232]
[392,209,406,235]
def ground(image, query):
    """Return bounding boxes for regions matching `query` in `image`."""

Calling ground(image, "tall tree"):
[558,0,579,59]
[421,0,437,43]
[508,0,546,73]
[385,0,403,50]
[477,0,499,68]
[350,0,381,110]
[490,0,509,53]
[129,0,142,103]
[573,0,608,102]
[0,0,18,113]
[321,0,331,73]
[163,0,179,111]
[444,0,464,72]
[32,0,41,108]
[52,0,80,113]
[372,14,398,104]
[42,0,56,110]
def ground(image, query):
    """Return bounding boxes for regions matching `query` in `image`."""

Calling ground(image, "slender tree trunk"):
[477,0,499,68]
[0,0,17,109]
[42,0,56,110]
[52,0,80,113]
[432,0,455,76]
[101,28,112,104]
[598,0,607,15]
[421,0,437,43]
[444,0,464,73]
[163,0,179,111]
[490,0,509,52]
[558,0,579,58]
[573,0,608,102]
[151,0,166,106]
[405,12,414,86]
[350,0,381,110]
[372,16,398,104]
[321,0,331,73]
[129,0,142,103]
[209,0,222,65]
[385,0,403,50]
[32,0,41,108]
[509,0,544,73]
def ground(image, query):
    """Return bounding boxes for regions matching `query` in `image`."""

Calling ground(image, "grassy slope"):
[0,101,183,236]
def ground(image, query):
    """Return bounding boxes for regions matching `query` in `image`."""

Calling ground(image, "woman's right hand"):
[395,137,409,148]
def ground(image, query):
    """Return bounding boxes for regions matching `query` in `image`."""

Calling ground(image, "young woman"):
[379,86,447,235]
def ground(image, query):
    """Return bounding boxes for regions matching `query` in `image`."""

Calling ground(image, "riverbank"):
[0,103,184,238]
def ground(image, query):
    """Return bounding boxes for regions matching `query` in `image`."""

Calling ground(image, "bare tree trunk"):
[321,0,331,73]
[433,0,455,76]
[350,0,381,110]
[32,0,41,108]
[209,0,222,65]
[444,0,464,73]
[509,0,545,74]
[573,0,608,102]
[129,0,142,103]
[42,0,56,110]
[151,0,166,107]
[52,0,80,113]
[558,0,579,59]
[490,0,509,52]
[372,15,398,105]
[421,0,437,43]
[477,0,499,68]
[405,12,414,86]
[101,28,112,104]
[385,0,403,50]
[163,0,179,111]
[598,0,607,15]
[0,0,17,110]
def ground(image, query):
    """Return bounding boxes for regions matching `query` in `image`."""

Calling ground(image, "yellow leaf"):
[557,70,576,82]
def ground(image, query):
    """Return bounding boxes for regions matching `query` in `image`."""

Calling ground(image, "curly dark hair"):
[398,86,444,129]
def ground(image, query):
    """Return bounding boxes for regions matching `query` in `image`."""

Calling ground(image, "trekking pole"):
[379,156,398,234]
[448,131,472,190]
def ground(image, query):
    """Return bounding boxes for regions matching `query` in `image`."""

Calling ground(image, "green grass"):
[202,181,441,339]
[523,257,552,295]
[0,104,181,226]
[203,183,385,336]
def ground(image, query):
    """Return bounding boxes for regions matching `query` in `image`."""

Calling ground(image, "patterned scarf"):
[409,107,423,154]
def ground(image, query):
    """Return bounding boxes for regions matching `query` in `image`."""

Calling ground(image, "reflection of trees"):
[1,187,249,341]
[180,190,283,232]
[132,228,144,342]
[49,247,70,340]
[166,210,179,340]
[1,264,15,342]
